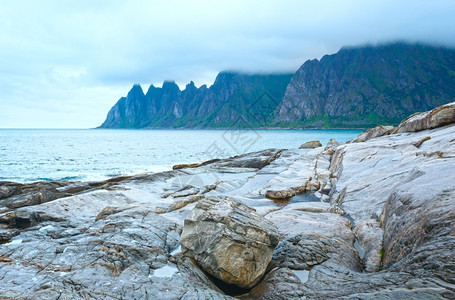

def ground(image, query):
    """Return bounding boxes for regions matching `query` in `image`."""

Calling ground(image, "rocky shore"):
[1,103,454,299]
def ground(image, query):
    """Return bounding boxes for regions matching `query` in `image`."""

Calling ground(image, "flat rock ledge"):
[180,196,280,289]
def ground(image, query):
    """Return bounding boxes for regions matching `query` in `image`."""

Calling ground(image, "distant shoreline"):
[0,127,368,131]
[93,126,370,131]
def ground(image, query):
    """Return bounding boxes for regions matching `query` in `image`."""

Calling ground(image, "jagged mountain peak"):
[185,81,197,92]
[213,71,238,85]
[100,71,292,128]
[100,43,455,129]
[127,84,145,97]
[162,80,180,91]
[145,84,157,96]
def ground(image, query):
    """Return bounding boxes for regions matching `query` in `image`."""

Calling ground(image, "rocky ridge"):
[1,103,455,299]
[99,73,292,129]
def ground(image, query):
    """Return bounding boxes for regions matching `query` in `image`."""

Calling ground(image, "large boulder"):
[180,196,280,289]
[299,140,322,149]
[393,102,455,133]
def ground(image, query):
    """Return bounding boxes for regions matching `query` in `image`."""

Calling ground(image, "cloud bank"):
[1,0,455,128]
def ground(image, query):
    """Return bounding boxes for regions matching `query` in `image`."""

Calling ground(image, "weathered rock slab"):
[394,101,455,133]
[352,125,395,143]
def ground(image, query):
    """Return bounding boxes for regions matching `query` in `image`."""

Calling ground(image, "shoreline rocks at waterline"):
[180,196,280,289]
[299,140,322,149]
[351,125,395,143]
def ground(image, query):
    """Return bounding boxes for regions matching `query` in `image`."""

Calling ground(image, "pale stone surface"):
[261,148,323,199]
[180,196,279,289]
[330,123,455,221]
[352,125,395,143]
[380,162,455,279]
[265,208,362,272]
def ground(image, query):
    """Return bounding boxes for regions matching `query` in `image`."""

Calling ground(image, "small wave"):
[2,162,20,166]
[104,165,172,178]
[32,177,55,182]
[59,175,86,181]
[25,175,87,183]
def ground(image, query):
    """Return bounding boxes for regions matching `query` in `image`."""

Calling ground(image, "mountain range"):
[99,43,455,129]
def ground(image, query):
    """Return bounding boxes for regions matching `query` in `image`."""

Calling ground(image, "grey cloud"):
[0,0,455,128]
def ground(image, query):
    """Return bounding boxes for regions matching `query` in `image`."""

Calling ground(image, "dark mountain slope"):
[276,43,455,128]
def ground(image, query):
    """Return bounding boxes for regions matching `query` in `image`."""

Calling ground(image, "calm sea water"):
[0,129,362,183]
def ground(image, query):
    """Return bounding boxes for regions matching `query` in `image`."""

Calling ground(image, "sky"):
[1,0,455,128]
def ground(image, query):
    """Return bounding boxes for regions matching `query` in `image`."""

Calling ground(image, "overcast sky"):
[1,0,455,128]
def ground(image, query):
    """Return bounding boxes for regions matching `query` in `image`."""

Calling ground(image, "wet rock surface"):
[1,105,455,299]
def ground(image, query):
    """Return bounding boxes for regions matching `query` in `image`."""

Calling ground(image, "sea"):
[0,129,362,183]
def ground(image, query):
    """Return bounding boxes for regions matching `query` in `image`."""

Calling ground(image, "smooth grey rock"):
[262,148,323,199]
[239,267,306,299]
[273,234,331,270]
[302,260,454,299]
[209,148,284,170]
[380,164,455,283]
[266,208,362,272]
[329,123,455,221]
